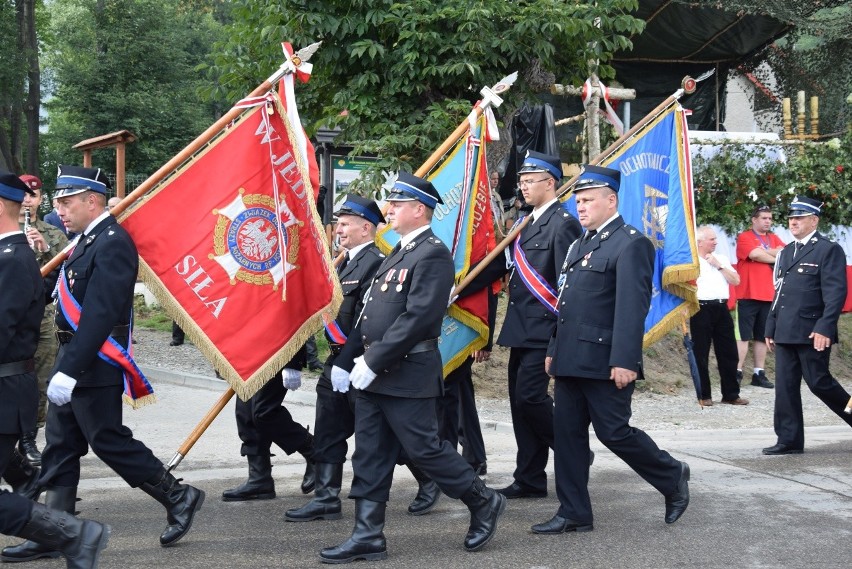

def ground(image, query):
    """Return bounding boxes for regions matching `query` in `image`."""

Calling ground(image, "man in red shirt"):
[734,205,785,388]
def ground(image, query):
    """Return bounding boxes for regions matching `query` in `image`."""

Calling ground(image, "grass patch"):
[133,296,172,332]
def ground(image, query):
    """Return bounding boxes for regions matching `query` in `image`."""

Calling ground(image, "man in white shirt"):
[691,226,749,406]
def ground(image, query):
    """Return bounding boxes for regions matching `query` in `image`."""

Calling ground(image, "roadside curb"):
[140,365,511,430]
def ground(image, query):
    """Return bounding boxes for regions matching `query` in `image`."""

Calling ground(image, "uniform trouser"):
[235,370,310,457]
[34,305,58,428]
[350,391,475,503]
[689,303,741,401]
[773,343,852,448]
[312,367,357,464]
[553,377,682,523]
[436,358,486,467]
[171,321,185,344]
[507,347,553,491]
[38,385,163,488]
[1,435,33,535]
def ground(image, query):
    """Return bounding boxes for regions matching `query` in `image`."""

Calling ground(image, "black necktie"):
[338,253,349,274]
[585,229,597,242]
[793,241,802,258]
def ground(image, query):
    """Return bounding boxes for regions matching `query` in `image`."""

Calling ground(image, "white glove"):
[47,372,77,406]
[282,368,302,391]
[350,356,377,390]
[447,285,458,308]
[331,365,351,393]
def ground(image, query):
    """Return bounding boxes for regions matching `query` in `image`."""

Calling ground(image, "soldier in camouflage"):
[17,175,68,464]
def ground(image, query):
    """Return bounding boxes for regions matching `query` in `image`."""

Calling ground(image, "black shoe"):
[408,479,441,516]
[460,477,506,552]
[531,514,593,534]
[308,362,323,372]
[762,443,804,455]
[750,371,774,388]
[496,482,547,499]
[222,455,275,501]
[18,430,41,467]
[4,449,43,501]
[285,463,343,522]
[664,462,690,524]
[169,340,183,347]
[319,500,387,564]
[140,469,205,547]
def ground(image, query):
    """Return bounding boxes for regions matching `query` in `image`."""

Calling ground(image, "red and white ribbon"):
[582,78,624,136]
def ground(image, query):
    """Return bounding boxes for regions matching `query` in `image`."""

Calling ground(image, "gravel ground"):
[133,328,851,433]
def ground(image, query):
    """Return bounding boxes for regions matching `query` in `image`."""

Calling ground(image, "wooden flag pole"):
[450,71,713,298]
[40,43,323,280]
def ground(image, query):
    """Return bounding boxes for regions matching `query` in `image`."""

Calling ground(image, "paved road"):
[2,372,850,568]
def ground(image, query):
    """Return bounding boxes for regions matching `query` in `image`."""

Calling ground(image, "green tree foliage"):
[693,131,852,233]
[203,0,644,191]
[42,0,228,187]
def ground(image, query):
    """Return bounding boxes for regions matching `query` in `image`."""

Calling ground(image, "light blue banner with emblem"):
[377,116,493,375]
[562,105,699,345]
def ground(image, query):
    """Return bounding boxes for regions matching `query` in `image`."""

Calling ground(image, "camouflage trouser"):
[34,304,58,428]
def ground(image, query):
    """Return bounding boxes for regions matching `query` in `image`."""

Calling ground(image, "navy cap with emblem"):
[0,169,33,203]
[518,150,562,180]
[386,171,443,209]
[338,193,385,226]
[787,195,822,217]
[573,164,621,193]
[54,164,111,198]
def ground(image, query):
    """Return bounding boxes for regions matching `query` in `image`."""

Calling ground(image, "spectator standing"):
[734,205,784,388]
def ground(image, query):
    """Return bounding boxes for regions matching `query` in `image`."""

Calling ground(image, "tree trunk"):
[23,0,40,175]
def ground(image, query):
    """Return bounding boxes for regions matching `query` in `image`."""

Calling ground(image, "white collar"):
[81,210,111,236]
[531,198,559,222]
[0,230,24,241]
[399,224,431,248]
[591,212,620,234]
[796,230,817,246]
[345,241,371,259]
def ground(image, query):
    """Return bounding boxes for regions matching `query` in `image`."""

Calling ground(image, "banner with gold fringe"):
[121,92,341,400]
[377,109,497,376]
[562,104,699,346]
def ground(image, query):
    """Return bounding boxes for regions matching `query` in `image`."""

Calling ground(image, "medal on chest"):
[396,269,409,292]
[380,269,396,292]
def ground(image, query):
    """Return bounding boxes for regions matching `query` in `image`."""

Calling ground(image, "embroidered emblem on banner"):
[212,189,301,289]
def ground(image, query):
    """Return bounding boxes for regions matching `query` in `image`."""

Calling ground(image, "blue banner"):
[563,105,699,345]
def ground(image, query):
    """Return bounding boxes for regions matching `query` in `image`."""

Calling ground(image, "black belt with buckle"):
[0,359,35,377]
[56,325,130,345]
[698,299,728,305]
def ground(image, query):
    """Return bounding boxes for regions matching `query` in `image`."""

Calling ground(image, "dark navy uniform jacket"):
[330,244,385,343]
[54,215,137,388]
[548,216,654,380]
[496,201,580,348]
[337,228,454,398]
[765,232,847,344]
[0,233,43,434]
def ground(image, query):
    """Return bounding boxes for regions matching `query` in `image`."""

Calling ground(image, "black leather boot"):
[1,486,77,562]
[11,502,110,569]
[319,499,387,564]
[406,464,440,516]
[221,454,275,501]
[299,431,316,494]
[18,429,41,467]
[285,462,343,522]
[2,448,42,501]
[139,468,205,547]
[459,477,506,552]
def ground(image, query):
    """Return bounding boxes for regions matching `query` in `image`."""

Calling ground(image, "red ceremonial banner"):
[121,96,341,399]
